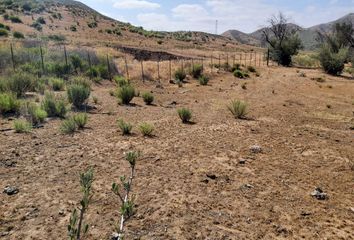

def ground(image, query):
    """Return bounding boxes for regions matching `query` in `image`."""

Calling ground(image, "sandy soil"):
[1,66,354,240]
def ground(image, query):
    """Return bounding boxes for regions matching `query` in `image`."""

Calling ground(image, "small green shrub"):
[0,93,20,115]
[227,100,247,119]
[41,92,67,118]
[97,65,110,79]
[233,70,245,79]
[73,113,88,129]
[177,108,192,123]
[139,122,154,137]
[14,119,32,133]
[87,66,99,78]
[70,77,91,89]
[191,64,203,78]
[174,69,186,82]
[49,77,65,91]
[231,64,241,72]
[114,76,129,87]
[0,29,9,37]
[142,92,154,105]
[6,72,35,97]
[117,85,135,105]
[9,15,22,23]
[67,84,90,109]
[13,31,24,39]
[70,55,83,73]
[247,66,256,73]
[36,17,45,24]
[117,119,132,135]
[28,103,47,125]
[198,75,209,85]
[48,63,71,77]
[60,118,76,134]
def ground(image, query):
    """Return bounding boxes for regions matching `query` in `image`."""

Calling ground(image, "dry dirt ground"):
[1,66,354,240]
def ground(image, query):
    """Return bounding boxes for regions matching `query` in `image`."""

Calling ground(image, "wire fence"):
[0,40,272,82]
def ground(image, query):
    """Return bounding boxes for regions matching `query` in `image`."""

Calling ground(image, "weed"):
[117,119,132,135]
[139,122,154,137]
[142,92,154,105]
[177,108,192,123]
[68,168,94,240]
[227,100,247,119]
[49,77,65,91]
[67,84,90,109]
[0,93,20,115]
[73,113,88,129]
[41,92,67,118]
[247,66,256,73]
[190,64,203,79]
[60,117,77,134]
[14,119,32,133]
[198,75,209,85]
[174,69,186,82]
[117,85,135,105]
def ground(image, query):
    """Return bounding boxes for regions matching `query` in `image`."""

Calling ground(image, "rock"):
[111,232,119,240]
[239,158,246,164]
[311,187,328,200]
[3,186,19,195]
[59,209,65,216]
[250,145,262,154]
[201,179,209,184]
[350,207,354,213]
[206,173,217,180]
[240,183,254,189]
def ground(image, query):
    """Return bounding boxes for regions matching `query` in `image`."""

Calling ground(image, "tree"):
[262,12,302,66]
[317,22,351,75]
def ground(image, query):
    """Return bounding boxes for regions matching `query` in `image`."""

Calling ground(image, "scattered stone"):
[350,207,354,213]
[3,186,19,195]
[311,187,328,200]
[240,183,254,189]
[59,209,65,216]
[201,179,209,184]
[206,173,217,180]
[239,158,246,164]
[250,145,262,154]
[111,232,119,240]
[300,211,311,216]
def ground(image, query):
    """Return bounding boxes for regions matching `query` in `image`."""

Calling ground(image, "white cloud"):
[113,0,160,9]
[172,4,209,19]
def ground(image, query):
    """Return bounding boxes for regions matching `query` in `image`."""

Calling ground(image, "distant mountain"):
[222,13,354,50]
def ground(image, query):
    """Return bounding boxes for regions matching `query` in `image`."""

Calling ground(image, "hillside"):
[222,13,354,50]
[0,0,246,55]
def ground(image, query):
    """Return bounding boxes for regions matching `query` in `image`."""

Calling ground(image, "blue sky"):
[80,0,354,33]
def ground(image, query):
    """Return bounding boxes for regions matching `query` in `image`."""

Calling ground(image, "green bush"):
[114,76,129,87]
[117,85,135,105]
[117,119,132,135]
[67,84,90,109]
[49,77,65,91]
[319,45,348,75]
[177,108,192,123]
[233,70,245,78]
[48,63,71,77]
[6,72,35,97]
[28,103,47,125]
[70,55,84,73]
[247,66,256,73]
[191,64,203,78]
[36,17,45,24]
[87,66,99,78]
[231,64,241,72]
[70,77,91,89]
[14,119,32,133]
[9,15,22,23]
[97,65,110,79]
[13,31,24,39]
[0,29,8,37]
[227,100,247,119]
[0,93,20,115]
[139,122,154,137]
[41,92,67,118]
[198,75,209,85]
[60,118,76,134]
[142,92,154,105]
[73,113,88,129]
[174,69,186,82]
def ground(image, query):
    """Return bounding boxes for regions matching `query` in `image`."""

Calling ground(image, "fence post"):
[210,55,213,73]
[201,58,204,70]
[192,58,194,72]
[10,43,15,71]
[181,59,184,72]
[218,54,221,69]
[64,45,68,66]
[157,57,160,80]
[40,45,45,74]
[106,54,112,80]
[267,48,270,67]
[226,54,229,67]
[169,58,172,81]
[124,56,129,80]
[233,54,235,66]
[141,60,144,82]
